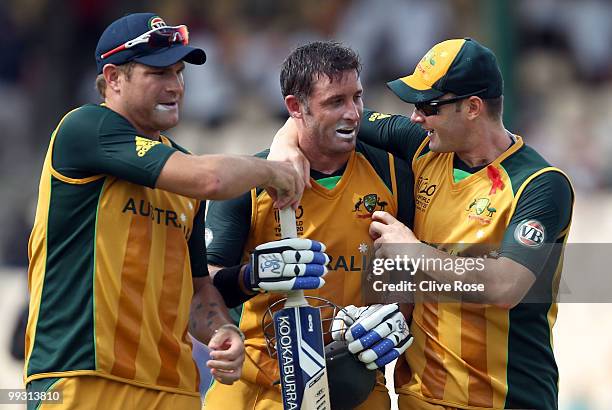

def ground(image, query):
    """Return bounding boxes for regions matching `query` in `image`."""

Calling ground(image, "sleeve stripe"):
[249,188,257,236]
[388,153,398,197]
[49,166,105,185]
[412,137,431,170]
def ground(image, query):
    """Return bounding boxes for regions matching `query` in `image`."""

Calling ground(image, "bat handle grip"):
[279,208,298,238]
[285,290,307,307]
[279,208,307,307]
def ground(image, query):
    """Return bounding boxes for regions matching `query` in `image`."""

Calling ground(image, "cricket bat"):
[273,207,331,410]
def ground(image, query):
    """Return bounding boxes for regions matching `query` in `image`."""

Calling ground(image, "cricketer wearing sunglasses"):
[24,13,305,410]
[274,38,574,410]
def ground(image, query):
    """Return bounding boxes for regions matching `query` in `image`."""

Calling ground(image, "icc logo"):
[514,220,545,248]
[415,176,437,212]
[417,176,437,197]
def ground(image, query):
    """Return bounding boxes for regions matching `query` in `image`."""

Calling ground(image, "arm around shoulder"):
[156,151,302,206]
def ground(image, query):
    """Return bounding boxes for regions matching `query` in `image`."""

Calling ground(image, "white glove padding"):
[248,238,329,292]
[331,303,413,370]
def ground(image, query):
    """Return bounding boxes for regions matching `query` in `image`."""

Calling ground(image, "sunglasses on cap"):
[414,88,487,116]
[100,25,190,60]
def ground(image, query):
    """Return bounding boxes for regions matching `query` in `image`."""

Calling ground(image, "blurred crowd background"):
[1,1,611,409]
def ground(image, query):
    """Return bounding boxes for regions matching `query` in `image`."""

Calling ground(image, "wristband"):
[243,264,253,292]
[213,264,255,308]
[216,323,245,341]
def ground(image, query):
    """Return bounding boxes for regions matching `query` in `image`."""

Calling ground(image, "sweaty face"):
[119,62,185,136]
[302,70,363,155]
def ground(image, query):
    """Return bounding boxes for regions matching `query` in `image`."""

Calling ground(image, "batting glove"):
[246,238,329,292]
[331,303,413,370]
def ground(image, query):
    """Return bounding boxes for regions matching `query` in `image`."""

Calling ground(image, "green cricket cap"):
[387,38,503,103]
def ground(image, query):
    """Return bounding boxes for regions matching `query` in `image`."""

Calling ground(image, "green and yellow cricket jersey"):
[26,104,206,397]
[204,143,413,390]
[360,110,574,410]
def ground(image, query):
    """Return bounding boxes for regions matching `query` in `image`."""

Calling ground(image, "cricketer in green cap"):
[387,38,503,103]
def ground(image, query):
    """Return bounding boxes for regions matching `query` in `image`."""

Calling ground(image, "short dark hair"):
[452,94,503,120]
[484,96,503,120]
[280,41,361,103]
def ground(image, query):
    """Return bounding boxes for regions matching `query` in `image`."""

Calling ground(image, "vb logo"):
[514,220,545,248]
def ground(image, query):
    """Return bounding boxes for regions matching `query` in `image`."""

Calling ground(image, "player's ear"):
[465,96,484,121]
[102,64,122,94]
[285,95,304,119]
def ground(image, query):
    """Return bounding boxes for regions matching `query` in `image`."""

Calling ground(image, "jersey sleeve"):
[189,201,209,277]
[359,109,427,163]
[499,171,574,276]
[52,105,177,188]
[205,192,252,267]
[393,156,415,229]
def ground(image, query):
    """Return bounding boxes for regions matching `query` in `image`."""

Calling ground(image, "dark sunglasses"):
[414,89,487,116]
[100,25,190,60]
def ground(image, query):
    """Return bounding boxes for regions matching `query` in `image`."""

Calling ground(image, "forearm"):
[413,244,532,307]
[357,111,405,158]
[211,264,258,308]
[190,276,236,344]
[269,118,299,158]
[201,155,277,199]
[371,212,534,308]
[358,110,427,162]
[268,118,311,190]
[157,152,275,200]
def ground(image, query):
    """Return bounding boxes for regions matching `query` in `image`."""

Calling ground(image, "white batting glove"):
[246,238,329,292]
[331,303,413,370]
